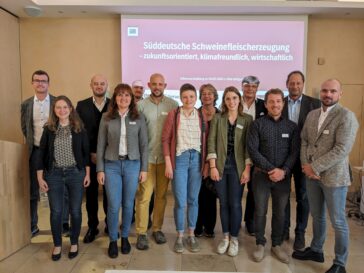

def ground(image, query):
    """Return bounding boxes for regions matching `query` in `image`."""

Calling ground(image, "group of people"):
[21,69,358,273]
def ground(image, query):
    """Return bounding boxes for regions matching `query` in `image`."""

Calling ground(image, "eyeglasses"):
[32,79,48,84]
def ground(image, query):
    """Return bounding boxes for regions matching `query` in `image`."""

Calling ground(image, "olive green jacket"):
[207,113,252,179]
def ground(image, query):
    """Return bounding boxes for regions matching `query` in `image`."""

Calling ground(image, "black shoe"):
[83,228,99,243]
[204,231,215,238]
[292,247,324,263]
[31,226,40,237]
[108,241,118,258]
[325,264,346,273]
[121,237,131,254]
[246,222,255,236]
[293,233,305,250]
[194,229,203,237]
[51,247,62,261]
[68,244,79,259]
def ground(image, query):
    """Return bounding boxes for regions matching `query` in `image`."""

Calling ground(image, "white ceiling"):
[1,0,364,18]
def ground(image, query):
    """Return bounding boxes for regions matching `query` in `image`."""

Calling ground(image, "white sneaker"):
[227,239,239,257]
[253,244,265,262]
[217,239,229,254]
[271,245,289,264]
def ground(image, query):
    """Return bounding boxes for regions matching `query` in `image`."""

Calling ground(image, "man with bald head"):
[135,73,178,250]
[293,79,358,273]
[76,74,110,243]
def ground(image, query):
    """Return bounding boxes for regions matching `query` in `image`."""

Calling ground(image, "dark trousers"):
[253,170,290,247]
[29,147,41,232]
[283,162,309,235]
[85,163,108,231]
[63,186,69,225]
[215,154,244,237]
[195,177,217,234]
[244,166,255,227]
[45,167,84,246]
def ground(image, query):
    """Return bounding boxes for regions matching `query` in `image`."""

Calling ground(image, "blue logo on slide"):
[128,27,139,37]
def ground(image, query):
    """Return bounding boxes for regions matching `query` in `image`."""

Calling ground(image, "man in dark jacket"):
[21,70,55,237]
[76,74,110,243]
[282,71,321,250]
[241,75,267,236]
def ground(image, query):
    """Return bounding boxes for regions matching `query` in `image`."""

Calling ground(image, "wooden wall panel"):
[0,9,22,143]
[0,140,30,261]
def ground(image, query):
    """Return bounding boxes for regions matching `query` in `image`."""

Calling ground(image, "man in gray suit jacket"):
[21,70,55,237]
[292,79,359,273]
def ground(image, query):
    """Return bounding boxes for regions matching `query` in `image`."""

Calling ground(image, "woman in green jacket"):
[207,86,252,257]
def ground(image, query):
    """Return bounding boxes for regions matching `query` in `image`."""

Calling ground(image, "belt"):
[119,155,128,160]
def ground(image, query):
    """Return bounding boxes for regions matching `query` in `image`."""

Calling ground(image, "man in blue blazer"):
[282,71,320,250]
[21,70,55,237]
[76,74,110,243]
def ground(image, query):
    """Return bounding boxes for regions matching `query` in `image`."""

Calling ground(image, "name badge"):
[129,121,136,125]
[161,112,168,115]
[282,133,289,138]
[237,124,244,130]
[323,130,329,135]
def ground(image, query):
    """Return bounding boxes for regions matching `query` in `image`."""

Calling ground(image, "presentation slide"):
[121,16,306,105]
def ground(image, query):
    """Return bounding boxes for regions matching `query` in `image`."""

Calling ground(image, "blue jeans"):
[45,167,85,246]
[253,170,290,246]
[104,159,140,241]
[215,154,244,237]
[306,178,349,266]
[172,150,201,232]
[63,186,70,225]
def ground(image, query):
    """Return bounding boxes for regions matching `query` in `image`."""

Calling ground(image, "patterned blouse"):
[54,125,76,168]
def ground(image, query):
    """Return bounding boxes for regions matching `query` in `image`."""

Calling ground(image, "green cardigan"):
[207,112,252,179]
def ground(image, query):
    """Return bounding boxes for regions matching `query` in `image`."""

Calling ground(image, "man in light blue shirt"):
[282,71,320,251]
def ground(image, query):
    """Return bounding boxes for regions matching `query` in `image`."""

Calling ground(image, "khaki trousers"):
[135,163,170,234]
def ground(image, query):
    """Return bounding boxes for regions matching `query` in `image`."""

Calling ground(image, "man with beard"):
[293,79,358,273]
[76,74,110,243]
[135,73,178,250]
[247,88,299,264]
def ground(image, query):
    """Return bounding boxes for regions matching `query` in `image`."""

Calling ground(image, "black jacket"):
[255,98,267,120]
[37,126,90,171]
[76,97,110,153]
[282,94,321,131]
